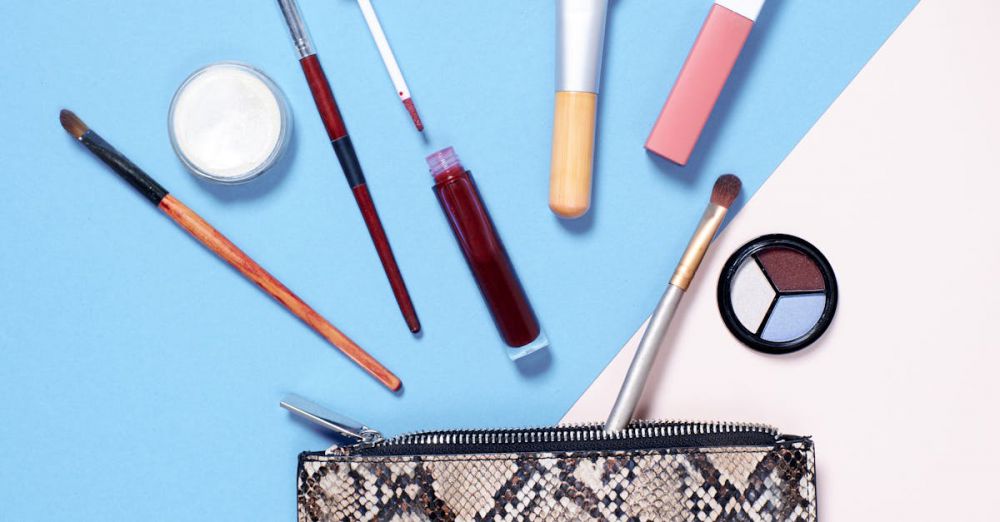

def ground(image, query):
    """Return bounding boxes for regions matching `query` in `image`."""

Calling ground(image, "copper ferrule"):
[670,203,728,290]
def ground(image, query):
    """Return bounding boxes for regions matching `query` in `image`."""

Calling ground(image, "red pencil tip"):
[402,98,424,132]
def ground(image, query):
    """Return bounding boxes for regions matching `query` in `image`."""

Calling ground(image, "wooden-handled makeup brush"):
[60,109,401,392]
[604,174,742,432]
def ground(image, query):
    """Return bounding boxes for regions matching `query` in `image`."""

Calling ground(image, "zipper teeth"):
[376,420,777,448]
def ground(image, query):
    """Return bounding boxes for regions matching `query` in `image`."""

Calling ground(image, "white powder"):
[170,63,289,182]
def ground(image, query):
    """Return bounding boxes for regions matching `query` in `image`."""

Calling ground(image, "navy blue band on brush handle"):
[82,131,168,205]
[331,135,366,188]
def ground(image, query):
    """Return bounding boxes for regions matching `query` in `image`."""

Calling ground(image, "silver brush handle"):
[604,284,685,432]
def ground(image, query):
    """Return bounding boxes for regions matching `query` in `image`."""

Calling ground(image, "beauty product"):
[718,234,837,354]
[276,0,420,334]
[645,0,765,166]
[550,0,610,218]
[426,147,547,360]
[354,0,423,132]
[169,62,291,184]
[60,110,400,391]
[286,394,816,521]
[605,174,741,432]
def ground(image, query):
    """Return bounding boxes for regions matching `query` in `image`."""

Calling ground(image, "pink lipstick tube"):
[645,0,764,166]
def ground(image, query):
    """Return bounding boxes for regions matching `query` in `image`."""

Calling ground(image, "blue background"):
[0,1,915,519]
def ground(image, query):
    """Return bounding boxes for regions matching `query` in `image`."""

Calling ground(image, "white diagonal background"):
[564,1,1000,519]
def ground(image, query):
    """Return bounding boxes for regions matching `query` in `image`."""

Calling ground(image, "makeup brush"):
[550,0,610,218]
[276,0,421,334]
[60,109,401,392]
[604,174,742,432]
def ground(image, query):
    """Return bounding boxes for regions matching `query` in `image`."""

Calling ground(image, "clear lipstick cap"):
[426,147,464,178]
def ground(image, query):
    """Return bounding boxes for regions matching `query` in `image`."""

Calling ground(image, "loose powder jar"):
[717,234,838,355]
[169,62,291,183]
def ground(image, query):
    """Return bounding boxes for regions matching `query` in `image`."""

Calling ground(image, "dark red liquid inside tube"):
[428,148,543,350]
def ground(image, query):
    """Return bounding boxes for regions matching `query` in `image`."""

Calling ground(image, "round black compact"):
[717,234,838,355]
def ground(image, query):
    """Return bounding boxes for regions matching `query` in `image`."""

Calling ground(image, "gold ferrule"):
[670,203,728,291]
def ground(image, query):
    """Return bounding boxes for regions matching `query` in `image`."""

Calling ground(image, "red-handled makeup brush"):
[276,0,421,334]
[60,109,401,392]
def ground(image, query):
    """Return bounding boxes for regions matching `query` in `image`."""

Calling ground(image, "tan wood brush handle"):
[158,195,401,391]
[550,91,598,218]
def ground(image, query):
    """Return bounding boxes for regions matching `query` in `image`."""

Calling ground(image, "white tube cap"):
[716,0,766,22]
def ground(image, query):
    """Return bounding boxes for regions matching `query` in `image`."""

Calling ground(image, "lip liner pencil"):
[276,0,421,334]
[355,0,424,132]
[60,109,402,392]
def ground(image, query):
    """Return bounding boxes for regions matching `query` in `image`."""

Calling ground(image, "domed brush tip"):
[710,174,742,209]
[60,109,89,140]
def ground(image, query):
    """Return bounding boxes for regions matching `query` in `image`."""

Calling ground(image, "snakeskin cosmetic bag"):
[289,397,817,522]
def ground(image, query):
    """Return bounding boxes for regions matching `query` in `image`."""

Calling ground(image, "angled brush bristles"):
[711,174,742,208]
[60,110,88,139]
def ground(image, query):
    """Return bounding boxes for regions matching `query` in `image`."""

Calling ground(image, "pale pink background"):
[564,0,1000,519]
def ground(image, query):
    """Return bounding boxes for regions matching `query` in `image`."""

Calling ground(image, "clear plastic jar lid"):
[169,62,292,184]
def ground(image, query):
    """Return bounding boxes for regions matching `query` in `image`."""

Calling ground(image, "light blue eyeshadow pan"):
[760,293,827,342]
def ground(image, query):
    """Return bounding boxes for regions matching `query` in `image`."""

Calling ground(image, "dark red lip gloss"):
[426,147,548,359]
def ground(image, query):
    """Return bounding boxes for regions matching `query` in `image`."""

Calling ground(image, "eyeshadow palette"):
[717,234,838,354]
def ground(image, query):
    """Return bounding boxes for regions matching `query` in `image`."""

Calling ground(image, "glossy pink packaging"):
[646,0,764,166]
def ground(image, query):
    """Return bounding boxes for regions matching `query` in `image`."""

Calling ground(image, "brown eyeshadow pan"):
[756,247,825,292]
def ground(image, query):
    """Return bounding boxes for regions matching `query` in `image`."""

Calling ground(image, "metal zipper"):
[280,395,784,457]
[364,420,778,453]
[280,394,383,447]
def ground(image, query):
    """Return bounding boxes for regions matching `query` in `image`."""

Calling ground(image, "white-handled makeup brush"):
[605,174,742,432]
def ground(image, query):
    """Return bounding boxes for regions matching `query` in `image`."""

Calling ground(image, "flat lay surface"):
[565,0,1000,519]
[1,1,918,520]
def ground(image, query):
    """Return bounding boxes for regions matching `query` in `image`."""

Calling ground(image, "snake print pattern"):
[298,440,816,521]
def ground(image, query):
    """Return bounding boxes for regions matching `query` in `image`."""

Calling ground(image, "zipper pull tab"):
[280,394,383,446]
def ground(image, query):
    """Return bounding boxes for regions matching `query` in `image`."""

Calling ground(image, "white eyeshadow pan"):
[730,258,775,333]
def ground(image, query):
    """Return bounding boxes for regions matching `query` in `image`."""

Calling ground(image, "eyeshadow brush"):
[605,174,741,432]
[60,109,401,392]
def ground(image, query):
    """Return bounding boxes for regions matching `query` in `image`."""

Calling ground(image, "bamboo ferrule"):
[670,203,728,290]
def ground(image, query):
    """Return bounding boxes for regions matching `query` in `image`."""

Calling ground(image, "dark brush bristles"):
[710,174,742,209]
[59,109,170,205]
[60,110,88,140]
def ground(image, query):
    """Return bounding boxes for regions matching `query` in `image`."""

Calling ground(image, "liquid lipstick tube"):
[550,0,610,219]
[645,0,765,166]
[427,148,548,360]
